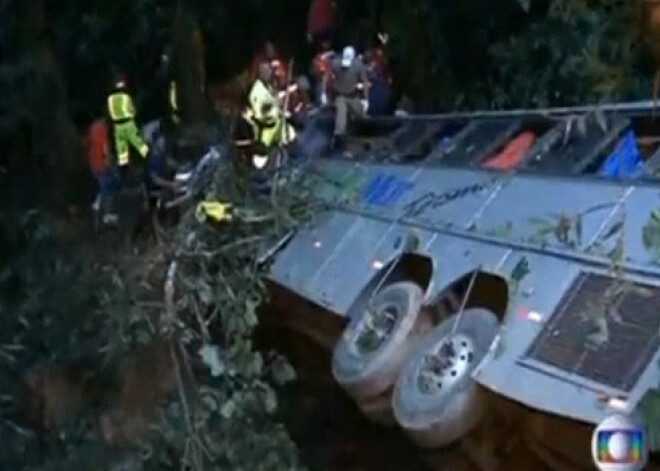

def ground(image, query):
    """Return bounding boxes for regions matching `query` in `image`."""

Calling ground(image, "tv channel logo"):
[591,413,648,471]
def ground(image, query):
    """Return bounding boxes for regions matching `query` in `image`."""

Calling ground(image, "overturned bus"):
[263,101,660,470]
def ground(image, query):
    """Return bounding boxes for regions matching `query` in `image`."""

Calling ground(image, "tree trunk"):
[172,7,208,126]
[14,0,83,206]
[367,0,380,35]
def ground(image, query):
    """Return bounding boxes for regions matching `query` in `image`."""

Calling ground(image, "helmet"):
[114,76,127,89]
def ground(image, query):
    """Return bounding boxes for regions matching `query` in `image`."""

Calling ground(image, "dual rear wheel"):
[332,281,431,424]
[332,280,500,447]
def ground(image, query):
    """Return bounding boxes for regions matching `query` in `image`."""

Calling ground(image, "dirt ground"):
[256,321,576,471]
[256,324,438,471]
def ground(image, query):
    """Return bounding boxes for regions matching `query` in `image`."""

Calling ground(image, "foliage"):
[486,0,647,108]
[643,209,660,263]
[144,155,315,470]
[0,152,316,470]
[360,0,655,110]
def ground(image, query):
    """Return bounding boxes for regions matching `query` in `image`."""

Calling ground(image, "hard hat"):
[114,77,127,88]
[341,46,356,67]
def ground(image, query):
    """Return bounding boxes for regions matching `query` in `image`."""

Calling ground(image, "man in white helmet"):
[322,45,369,151]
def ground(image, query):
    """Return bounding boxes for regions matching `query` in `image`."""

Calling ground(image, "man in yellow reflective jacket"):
[244,62,295,167]
[107,77,149,168]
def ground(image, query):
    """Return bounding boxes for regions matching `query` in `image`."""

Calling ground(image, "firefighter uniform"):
[107,81,149,167]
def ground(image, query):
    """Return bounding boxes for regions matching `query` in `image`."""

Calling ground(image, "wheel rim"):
[415,334,475,397]
[392,309,500,444]
[352,302,401,355]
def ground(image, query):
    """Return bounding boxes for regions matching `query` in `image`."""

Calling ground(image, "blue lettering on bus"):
[360,174,414,206]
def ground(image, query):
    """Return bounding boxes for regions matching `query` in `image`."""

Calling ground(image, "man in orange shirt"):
[86,118,119,221]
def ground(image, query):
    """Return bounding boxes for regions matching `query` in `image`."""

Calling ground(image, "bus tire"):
[393,308,499,448]
[332,281,429,402]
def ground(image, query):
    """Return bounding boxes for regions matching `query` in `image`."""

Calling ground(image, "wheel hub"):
[416,334,474,395]
[354,303,400,355]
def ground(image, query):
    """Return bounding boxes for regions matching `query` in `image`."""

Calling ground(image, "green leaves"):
[244,296,259,328]
[643,209,660,263]
[199,343,224,377]
[483,0,647,109]
[509,255,530,297]
[517,0,531,13]
[262,387,278,414]
[220,399,237,419]
[196,279,214,306]
[529,212,586,248]
[403,230,421,252]
[510,256,530,285]
[270,355,296,386]
[247,352,264,376]
[153,161,314,470]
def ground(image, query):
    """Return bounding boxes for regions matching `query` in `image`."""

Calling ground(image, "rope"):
[450,265,481,336]
[368,251,403,310]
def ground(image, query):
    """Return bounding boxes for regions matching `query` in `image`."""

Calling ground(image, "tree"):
[6,0,83,206]
[171,4,208,125]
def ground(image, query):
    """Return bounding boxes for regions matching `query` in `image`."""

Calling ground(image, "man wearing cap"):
[323,46,369,151]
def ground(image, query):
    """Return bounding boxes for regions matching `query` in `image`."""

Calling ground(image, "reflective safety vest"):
[247,79,279,123]
[169,81,178,113]
[107,92,136,122]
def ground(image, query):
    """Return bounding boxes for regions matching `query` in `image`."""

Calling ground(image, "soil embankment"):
[256,289,609,471]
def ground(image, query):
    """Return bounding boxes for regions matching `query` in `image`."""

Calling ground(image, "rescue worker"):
[323,46,369,151]
[364,46,390,116]
[141,119,171,208]
[250,41,288,90]
[277,67,312,127]
[106,76,150,173]
[250,41,310,122]
[244,62,296,168]
[169,80,180,125]
[311,39,335,106]
[371,33,392,86]
[85,117,119,224]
